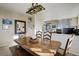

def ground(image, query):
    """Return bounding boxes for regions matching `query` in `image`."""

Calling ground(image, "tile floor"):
[0,46,12,56]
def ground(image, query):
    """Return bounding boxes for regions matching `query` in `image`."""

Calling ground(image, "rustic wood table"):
[14,38,61,56]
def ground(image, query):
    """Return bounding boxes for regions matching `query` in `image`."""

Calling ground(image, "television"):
[63,28,74,34]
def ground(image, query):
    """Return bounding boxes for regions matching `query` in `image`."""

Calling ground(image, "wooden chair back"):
[43,32,52,40]
[42,32,52,46]
[36,31,42,39]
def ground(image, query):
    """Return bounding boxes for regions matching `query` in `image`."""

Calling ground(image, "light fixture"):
[26,3,45,15]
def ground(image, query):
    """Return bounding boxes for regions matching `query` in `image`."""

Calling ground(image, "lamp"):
[26,3,45,15]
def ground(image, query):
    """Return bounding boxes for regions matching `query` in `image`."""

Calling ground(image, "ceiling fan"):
[26,3,45,15]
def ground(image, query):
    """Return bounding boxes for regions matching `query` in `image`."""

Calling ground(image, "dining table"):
[14,37,61,56]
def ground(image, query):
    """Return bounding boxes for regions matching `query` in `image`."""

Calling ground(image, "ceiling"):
[0,3,32,15]
[0,3,79,19]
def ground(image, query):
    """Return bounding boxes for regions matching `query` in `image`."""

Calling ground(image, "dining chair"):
[63,35,75,56]
[42,32,60,55]
[36,31,42,39]
[43,32,51,41]
[55,35,75,56]
[42,32,52,48]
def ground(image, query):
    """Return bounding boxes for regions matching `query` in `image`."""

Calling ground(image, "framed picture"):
[15,20,26,34]
[2,18,12,25]
[2,18,12,30]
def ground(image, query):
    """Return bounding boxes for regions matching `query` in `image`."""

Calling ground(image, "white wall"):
[0,8,34,47]
[26,15,35,37]
[34,12,45,34]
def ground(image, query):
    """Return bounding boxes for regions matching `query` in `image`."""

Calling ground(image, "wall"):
[0,8,34,47]
[26,15,35,37]
[34,12,45,34]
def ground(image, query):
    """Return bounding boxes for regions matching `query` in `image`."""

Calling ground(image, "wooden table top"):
[14,38,61,56]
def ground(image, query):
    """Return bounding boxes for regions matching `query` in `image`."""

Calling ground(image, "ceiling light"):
[26,3,45,15]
